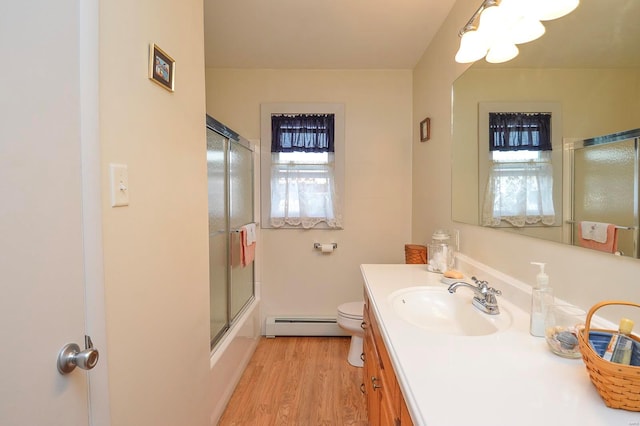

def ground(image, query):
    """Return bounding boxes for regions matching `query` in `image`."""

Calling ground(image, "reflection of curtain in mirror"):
[483,112,554,227]
[482,152,555,227]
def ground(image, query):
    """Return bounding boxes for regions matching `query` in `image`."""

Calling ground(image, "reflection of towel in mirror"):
[578,222,617,253]
[244,223,257,245]
[240,225,256,266]
[580,221,609,243]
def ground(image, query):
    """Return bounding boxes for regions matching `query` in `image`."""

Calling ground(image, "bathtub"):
[208,284,261,424]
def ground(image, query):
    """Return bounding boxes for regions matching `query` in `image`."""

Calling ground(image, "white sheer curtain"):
[482,152,555,227]
[270,152,342,228]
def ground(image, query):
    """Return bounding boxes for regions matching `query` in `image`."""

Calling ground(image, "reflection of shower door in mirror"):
[229,141,254,320]
[572,137,638,257]
[207,129,229,345]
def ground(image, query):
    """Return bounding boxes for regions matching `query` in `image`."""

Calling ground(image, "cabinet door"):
[365,293,414,426]
[363,306,381,425]
[400,396,415,426]
[380,392,398,426]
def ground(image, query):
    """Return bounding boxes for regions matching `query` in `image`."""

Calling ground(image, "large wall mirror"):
[452,0,640,258]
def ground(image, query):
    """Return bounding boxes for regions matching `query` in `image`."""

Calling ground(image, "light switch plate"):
[110,163,129,207]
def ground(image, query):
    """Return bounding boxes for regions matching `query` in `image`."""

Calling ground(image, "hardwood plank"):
[219,337,367,426]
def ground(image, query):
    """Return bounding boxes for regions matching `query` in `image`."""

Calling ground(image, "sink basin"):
[388,286,512,336]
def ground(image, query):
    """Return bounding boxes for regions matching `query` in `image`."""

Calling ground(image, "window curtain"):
[270,155,341,228]
[489,113,551,151]
[269,114,342,229]
[482,152,555,227]
[271,114,334,153]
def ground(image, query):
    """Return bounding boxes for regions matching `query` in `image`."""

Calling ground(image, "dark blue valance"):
[271,114,334,153]
[489,112,552,151]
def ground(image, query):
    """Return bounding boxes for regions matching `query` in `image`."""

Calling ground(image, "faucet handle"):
[471,276,501,299]
[471,276,490,294]
[484,285,501,295]
[471,276,488,287]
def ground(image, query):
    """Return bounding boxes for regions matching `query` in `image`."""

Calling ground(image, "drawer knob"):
[371,376,381,390]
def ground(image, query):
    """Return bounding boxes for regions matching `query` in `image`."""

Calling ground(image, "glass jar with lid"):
[427,229,455,273]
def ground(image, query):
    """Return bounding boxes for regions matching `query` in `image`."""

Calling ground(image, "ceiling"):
[203,0,458,69]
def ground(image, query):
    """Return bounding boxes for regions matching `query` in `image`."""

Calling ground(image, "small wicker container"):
[577,300,640,412]
[404,244,427,264]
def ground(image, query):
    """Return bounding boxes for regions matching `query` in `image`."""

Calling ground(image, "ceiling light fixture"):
[455,0,579,64]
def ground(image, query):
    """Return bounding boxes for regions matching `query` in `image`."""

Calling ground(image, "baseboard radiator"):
[264,316,349,338]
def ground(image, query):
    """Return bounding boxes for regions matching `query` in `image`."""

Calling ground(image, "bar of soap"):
[443,270,463,279]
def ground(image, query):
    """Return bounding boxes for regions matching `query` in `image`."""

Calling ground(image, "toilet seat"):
[338,301,364,320]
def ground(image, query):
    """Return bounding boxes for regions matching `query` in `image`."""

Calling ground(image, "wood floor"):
[218,336,368,426]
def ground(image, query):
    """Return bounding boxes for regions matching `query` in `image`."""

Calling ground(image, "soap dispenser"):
[530,262,554,337]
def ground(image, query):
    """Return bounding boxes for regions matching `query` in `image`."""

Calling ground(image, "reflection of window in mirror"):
[478,102,563,229]
[483,113,554,227]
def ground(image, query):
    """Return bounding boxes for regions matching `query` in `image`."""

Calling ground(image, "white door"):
[0,0,100,424]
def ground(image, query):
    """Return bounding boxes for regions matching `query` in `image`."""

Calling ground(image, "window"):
[482,112,556,227]
[260,104,344,229]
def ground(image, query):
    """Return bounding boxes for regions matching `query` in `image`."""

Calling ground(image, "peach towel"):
[577,222,618,253]
[240,227,256,266]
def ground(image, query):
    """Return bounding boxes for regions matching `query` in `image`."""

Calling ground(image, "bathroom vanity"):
[360,260,638,426]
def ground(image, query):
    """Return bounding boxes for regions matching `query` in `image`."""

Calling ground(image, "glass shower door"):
[207,129,229,344]
[229,141,254,320]
[572,137,638,256]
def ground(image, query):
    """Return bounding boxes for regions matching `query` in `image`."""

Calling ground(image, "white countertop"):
[360,263,639,426]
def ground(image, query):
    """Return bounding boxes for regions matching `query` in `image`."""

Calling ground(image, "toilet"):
[337,301,365,367]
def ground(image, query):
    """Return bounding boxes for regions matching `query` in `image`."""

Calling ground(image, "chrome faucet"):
[448,276,502,315]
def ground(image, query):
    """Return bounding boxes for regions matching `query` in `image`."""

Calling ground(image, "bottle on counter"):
[530,262,554,337]
[602,318,635,365]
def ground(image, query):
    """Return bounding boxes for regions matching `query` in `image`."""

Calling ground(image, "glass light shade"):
[509,16,545,44]
[485,42,519,63]
[535,0,579,21]
[477,4,509,42]
[499,0,531,15]
[455,30,488,63]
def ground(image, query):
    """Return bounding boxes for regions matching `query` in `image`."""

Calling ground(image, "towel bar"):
[565,220,635,231]
[230,222,259,233]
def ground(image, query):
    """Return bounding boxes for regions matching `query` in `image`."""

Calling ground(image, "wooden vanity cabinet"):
[363,294,414,426]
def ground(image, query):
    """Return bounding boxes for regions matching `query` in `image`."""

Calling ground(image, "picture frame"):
[149,44,175,92]
[420,117,431,142]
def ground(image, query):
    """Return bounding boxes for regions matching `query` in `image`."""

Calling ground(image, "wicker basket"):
[404,244,427,264]
[577,300,640,412]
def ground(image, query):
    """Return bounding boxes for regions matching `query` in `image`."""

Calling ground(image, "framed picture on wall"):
[149,44,175,92]
[420,117,431,142]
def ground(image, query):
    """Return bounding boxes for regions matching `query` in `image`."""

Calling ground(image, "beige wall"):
[456,68,639,141]
[99,0,211,424]
[413,0,640,319]
[206,69,413,321]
